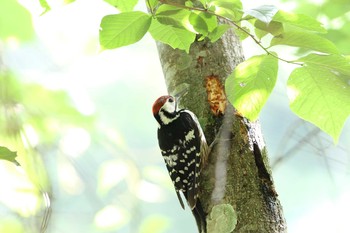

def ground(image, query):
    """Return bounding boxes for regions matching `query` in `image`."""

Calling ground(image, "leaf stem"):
[158,0,303,66]
[146,0,154,15]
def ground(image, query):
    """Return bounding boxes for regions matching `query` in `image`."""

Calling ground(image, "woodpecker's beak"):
[174,88,188,111]
[174,88,188,102]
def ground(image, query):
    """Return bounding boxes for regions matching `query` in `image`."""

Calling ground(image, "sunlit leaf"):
[149,18,195,53]
[244,5,278,24]
[104,0,138,12]
[0,146,20,166]
[273,10,327,33]
[287,66,350,143]
[270,30,339,54]
[296,53,350,76]
[99,12,152,50]
[225,54,278,121]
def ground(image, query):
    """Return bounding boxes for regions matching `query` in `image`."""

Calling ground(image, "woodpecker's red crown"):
[152,95,175,115]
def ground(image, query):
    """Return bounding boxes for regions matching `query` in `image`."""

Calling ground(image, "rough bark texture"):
[155,19,287,233]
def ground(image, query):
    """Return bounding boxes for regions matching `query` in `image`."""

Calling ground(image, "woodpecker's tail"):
[192,200,207,233]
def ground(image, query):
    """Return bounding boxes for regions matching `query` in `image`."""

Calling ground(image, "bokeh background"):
[0,0,349,232]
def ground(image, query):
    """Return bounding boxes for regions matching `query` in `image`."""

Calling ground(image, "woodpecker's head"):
[152,95,178,125]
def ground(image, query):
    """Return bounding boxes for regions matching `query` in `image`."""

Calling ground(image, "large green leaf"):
[0,146,20,166]
[99,11,152,50]
[296,53,350,76]
[273,10,327,33]
[104,0,138,12]
[244,5,278,24]
[287,66,350,143]
[270,30,339,54]
[225,54,278,121]
[149,19,195,53]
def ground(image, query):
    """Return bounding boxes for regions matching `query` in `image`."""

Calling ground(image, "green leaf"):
[208,24,231,42]
[156,4,190,29]
[156,4,187,17]
[198,12,218,32]
[244,5,278,24]
[198,0,207,7]
[39,0,51,14]
[185,0,194,7]
[208,0,243,21]
[104,0,138,12]
[273,10,327,33]
[254,20,283,37]
[234,26,250,40]
[149,18,196,53]
[156,15,186,29]
[99,12,152,50]
[270,30,339,54]
[254,27,268,40]
[0,146,20,166]
[147,0,159,11]
[296,53,350,76]
[225,54,278,121]
[189,12,209,35]
[207,204,237,233]
[287,66,350,143]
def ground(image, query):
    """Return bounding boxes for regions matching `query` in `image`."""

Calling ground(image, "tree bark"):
[155,15,287,233]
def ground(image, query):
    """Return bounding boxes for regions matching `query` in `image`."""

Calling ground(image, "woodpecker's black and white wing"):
[157,109,207,210]
[182,110,208,208]
[183,110,208,167]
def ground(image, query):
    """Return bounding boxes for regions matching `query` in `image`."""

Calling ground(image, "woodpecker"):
[152,95,208,233]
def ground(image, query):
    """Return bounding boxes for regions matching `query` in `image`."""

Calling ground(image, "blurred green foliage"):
[281,0,350,54]
[0,64,94,232]
[0,0,34,41]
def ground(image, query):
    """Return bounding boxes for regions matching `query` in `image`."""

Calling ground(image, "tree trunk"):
[155,16,287,233]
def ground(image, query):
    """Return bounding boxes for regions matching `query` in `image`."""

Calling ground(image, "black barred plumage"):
[152,95,207,233]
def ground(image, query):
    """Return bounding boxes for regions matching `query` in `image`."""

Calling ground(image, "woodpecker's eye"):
[168,98,174,103]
